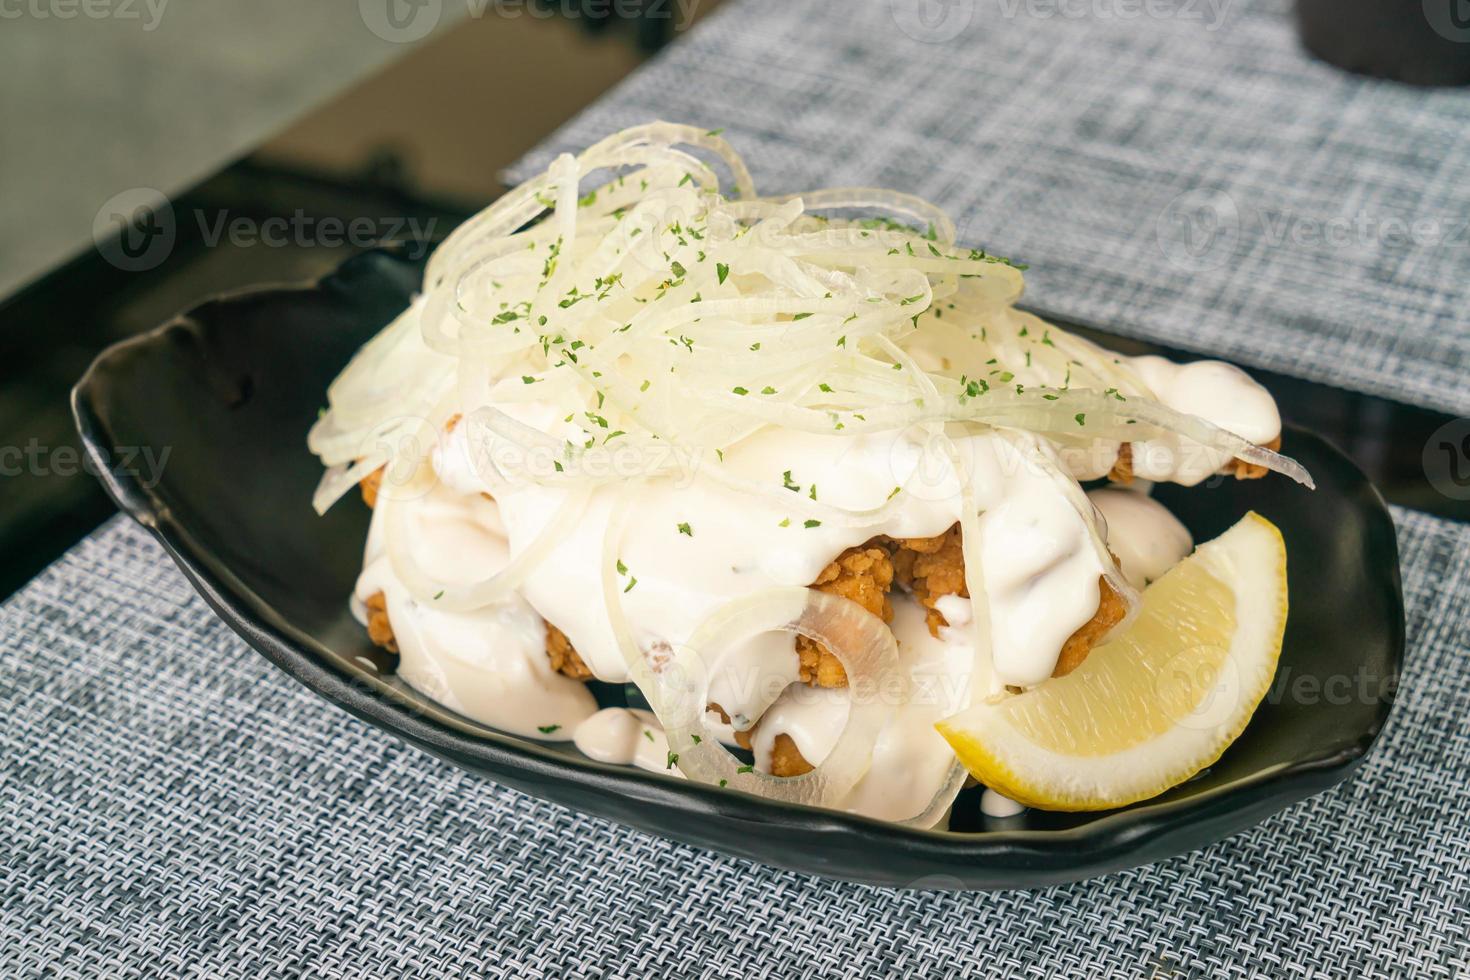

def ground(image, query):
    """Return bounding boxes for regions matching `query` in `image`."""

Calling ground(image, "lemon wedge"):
[936,512,1287,811]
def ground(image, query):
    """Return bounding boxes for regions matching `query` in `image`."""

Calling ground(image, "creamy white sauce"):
[473,420,1111,694]
[980,788,1025,818]
[353,483,598,739]
[1125,355,1281,486]
[1087,487,1194,591]
[1052,355,1281,486]
[572,707,682,777]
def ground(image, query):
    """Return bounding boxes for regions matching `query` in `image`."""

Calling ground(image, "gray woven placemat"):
[507,0,1470,419]
[6,2,1470,976]
[1,511,1467,978]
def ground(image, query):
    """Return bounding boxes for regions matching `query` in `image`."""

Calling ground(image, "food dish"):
[308,124,1315,827]
[72,241,1403,886]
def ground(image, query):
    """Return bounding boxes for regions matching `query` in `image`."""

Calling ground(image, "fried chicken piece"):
[546,622,594,680]
[721,536,1133,779]
[360,467,384,509]
[890,524,1124,678]
[707,700,815,777]
[1110,434,1283,484]
[889,525,968,636]
[356,414,597,679]
[1051,576,1128,677]
[796,545,895,688]
[767,734,814,777]
[1108,443,1134,485]
[364,591,397,653]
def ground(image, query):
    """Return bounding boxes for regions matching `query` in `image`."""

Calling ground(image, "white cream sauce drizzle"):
[1086,487,1194,590]
[473,420,1111,693]
[572,707,681,777]
[1127,356,1281,486]
[353,484,598,739]
[1055,355,1281,485]
[980,788,1026,819]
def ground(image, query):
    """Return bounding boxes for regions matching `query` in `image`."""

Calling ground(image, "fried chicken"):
[364,591,397,653]
[1109,435,1282,484]
[360,467,383,509]
[546,622,594,680]
[889,525,968,636]
[793,522,1123,692]
[1108,443,1134,485]
[707,703,816,778]
[797,545,895,687]
[766,733,815,777]
[1052,576,1128,677]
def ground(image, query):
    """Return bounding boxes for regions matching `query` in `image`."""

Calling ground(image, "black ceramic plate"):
[72,248,1405,889]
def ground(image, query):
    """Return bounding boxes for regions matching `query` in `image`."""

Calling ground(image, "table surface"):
[0,3,463,300]
[5,1,1470,977]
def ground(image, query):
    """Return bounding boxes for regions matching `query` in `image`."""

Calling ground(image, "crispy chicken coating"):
[708,704,816,778]
[889,525,1126,679]
[360,467,383,509]
[796,521,1123,694]
[797,545,895,687]
[762,570,1130,776]
[1109,435,1282,484]
[1108,443,1134,485]
[1052,576,1129,677]
[889,525,968,637]
[767,734,815,777]
[364,591,397,653]
[546,622,594,680]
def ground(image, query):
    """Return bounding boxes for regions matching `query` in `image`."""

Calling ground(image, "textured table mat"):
[1,512,1467,978]
[509,0,1470,418]
[8,1,1470,976]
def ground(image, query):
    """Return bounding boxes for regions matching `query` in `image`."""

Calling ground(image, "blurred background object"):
[1297,0,1470,86]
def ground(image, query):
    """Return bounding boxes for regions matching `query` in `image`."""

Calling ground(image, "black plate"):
[72,248,1405,889]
